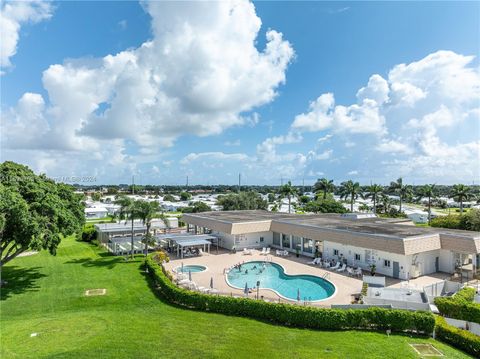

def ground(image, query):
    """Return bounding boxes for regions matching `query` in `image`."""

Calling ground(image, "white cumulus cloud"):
[0,0,53,69]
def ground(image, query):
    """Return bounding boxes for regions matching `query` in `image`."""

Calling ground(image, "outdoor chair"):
[265,248,271,255]
[260,247,267,255]
[336,264,347,272]
[331,262,340,270]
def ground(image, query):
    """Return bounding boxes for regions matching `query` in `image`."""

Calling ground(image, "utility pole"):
[186,175,189,188]
[238,173,241,193]
[281,177,284,186]
[132,175,135,195]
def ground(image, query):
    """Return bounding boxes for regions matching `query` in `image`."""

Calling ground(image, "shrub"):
[434,287,480,323]
[435,316,480,357]
[80,224,97,242]
[145,255,434,335]
[153,250,170,263]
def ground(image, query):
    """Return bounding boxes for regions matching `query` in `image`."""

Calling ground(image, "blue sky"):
[1,1,479,186]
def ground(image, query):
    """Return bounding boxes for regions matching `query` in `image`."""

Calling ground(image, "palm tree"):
[278,181,297,213]
[365,184,383,214]
[314,178,335,200]
[449,184,473,213]
[136,200,166,257]
[379,193,392,214]
[115,195,138,259]
[417,184,437,224]
[389,177,412,213]
[339,180,362,212]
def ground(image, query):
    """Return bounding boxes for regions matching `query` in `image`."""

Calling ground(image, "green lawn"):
[1,237,470,358]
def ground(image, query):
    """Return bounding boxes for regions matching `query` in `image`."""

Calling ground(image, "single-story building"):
[85,206,109,219]
[182,210,480,281]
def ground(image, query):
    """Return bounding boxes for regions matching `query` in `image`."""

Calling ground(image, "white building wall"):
[322,241,412,280]
[211,231,272,250]
[439,249,455,273]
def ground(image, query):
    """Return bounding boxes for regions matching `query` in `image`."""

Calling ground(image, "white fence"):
[363,275,386,287]
[445,317,480,336]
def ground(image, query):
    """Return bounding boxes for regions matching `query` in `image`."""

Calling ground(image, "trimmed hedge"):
[80,223,97,242]
[435,316,480,357]
[435,287,480,324]
[146,255,435,334]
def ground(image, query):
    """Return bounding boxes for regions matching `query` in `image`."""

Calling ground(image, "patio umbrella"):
[244,282,249,296]
[210,277,214,289]
[189,270,192,282]
[297,288,301,302]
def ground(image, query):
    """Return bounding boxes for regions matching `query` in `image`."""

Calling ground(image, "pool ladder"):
[322,272,330,279]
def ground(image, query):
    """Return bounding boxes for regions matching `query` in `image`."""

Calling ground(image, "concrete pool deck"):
[163,249,452,307]
[164,249,363,306]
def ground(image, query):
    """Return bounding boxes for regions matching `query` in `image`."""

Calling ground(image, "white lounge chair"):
[282,250,289,256]
[355,268,362,277]
[323,261,331,268]
[308,258,318,265]
[336,264,347,272]
[260,247,267,255]
[276,250,282,256]
[331,262,340,270]
[347,267,354,276]
[243,248,252,255]
[199,248,209,256]
[265,248,271,255]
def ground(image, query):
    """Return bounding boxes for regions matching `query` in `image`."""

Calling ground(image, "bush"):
[153,250,170,263]
[434,287,480,323]
[430,209,480,231]
[435,316,480,357]
[80,224,97,242]
[145,255,434,335]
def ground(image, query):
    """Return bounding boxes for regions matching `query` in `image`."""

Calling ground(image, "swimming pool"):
[176,265,207,273]
[226,261,335,301]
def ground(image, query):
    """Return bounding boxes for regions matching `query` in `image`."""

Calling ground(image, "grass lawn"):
[1,237,470,359]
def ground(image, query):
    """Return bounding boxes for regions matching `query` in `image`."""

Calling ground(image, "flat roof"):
[183,210,478,239]
[182,210,480,254]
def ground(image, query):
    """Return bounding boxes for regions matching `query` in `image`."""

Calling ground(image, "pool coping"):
[173,264,209,274]
[224,260,338,303]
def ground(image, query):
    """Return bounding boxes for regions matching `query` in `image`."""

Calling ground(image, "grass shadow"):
[64,254,145,270]
[1,266,47,301]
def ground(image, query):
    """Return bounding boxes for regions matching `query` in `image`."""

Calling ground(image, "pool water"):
[227,261,335,301]
[176,265,207,273]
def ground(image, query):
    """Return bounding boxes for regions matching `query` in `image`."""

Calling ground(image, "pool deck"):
[164,249,363,306]
[164,249,452,307]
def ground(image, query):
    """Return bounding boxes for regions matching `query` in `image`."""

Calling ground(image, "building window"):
[292,235,301,250]
[355,253,361,261]
[384,259,391,268]
[282,234,290,248]
[260,236,264,242]
[273,232,280,246]
[303,238,313,253]
[333,249,339,256]
[235,234,245,245]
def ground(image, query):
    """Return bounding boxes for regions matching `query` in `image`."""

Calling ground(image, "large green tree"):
[304,199,347,214]
[449,184,473,213]
[278,181,297,213]
[339,180,362,212]
[314,178,335,200]
[217,192,267,211]
[0,162,84,269]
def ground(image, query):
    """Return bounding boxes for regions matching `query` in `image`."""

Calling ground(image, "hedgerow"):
[434,287,480,324]
[145,255,434,334]
[435,316,480,357]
